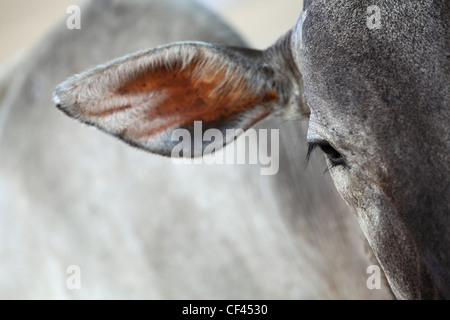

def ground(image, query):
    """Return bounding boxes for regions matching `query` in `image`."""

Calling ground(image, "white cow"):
[0,0,392,299]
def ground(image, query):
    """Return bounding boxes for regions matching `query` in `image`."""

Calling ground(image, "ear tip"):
[53,81,75,113]
[52,88,62,105]
[53,84,74,118]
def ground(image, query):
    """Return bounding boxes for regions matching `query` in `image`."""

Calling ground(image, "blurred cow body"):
[0,0,391,299]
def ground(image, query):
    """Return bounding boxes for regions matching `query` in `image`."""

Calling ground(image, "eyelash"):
[306,141,346,168]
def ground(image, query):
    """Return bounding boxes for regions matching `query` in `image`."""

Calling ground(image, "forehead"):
[298,2,384,118]
[295,0,447,120]
[293,0,448,170]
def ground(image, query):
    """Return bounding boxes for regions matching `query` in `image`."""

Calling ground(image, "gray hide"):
[299,0,449,299]
[0,0,392,299]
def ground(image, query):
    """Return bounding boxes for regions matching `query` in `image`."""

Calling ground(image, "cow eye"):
[307,141,346,167]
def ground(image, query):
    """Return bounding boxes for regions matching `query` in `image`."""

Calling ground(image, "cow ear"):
[53,42,290,157]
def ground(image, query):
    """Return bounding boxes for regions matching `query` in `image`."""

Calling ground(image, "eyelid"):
[307,139,341,152]
[306,140,347,168]
[307,139,329,146]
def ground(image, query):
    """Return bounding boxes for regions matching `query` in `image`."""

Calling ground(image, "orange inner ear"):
[117,58,279,137]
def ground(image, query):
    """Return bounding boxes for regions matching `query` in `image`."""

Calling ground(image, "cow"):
[53,0,449,299]
[1,0,394,299]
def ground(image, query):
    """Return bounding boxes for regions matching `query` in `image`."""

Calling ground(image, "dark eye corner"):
[306,140,347,169]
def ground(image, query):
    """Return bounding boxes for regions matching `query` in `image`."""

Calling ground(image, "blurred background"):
[0,0,83,65]
[0,0,301,66]
[0,0,393,299]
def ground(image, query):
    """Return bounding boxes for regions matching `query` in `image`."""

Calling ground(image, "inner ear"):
[115,48,279,135]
